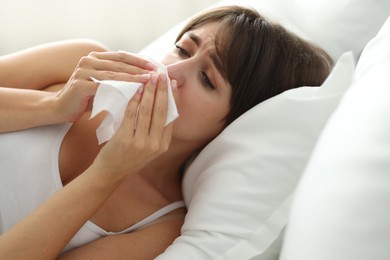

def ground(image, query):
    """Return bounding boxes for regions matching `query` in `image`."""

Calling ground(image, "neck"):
[135,138,201,202]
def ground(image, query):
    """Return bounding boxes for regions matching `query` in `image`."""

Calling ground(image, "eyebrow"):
[186,32,224,76]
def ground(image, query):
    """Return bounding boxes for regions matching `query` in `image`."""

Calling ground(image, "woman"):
[0,6,333,259]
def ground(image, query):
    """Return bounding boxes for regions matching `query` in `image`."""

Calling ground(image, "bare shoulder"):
[58,216,185,259]
[0,39,109,89]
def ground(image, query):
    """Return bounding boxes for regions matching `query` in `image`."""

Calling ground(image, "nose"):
[166,59,193,88]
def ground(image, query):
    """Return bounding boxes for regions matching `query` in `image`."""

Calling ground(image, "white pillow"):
[141,0,385,259]
[290,0,390,61]
[156,53,354,260]
[141,0,390,62]
[280,17,390,260]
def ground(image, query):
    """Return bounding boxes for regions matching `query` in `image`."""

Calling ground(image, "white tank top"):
[0,124,185,252]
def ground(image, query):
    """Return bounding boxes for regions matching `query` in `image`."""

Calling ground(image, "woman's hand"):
[92,72,174,180]
[0,73,174,260]
[55,51,156,122]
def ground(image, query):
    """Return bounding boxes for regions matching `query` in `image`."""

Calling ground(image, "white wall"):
[0,0,220,55]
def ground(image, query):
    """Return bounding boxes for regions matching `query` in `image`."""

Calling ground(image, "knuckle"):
[72,69,89,85]
[105,70,117,80]
[144,84,156,95]
[125,108,137,119]
[117,52,127,62]
[78,56,92,67]
[115,62,126,72]
[72,78,83,87]
[139,106,152,117]
[73,67,84,77]
[155,105,166,117]
[88,51,99,57]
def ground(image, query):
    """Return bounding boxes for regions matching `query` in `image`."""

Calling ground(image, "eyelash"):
[175,44,190,58]
[175,44,216,90]
[201,72,215,90]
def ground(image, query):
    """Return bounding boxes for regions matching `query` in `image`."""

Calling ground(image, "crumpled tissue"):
[90,58,178,145]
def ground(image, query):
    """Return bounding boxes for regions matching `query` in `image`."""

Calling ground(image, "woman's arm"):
[0,73,174,259]
[0,87,66,132]
[0,43,154,132]
[0,39,108,90]
[0,39,107,132]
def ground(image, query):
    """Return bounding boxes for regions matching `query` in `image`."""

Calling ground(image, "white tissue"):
[90,58,178,145]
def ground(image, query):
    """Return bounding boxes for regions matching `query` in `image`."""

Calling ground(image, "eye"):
[201,72,216,90]
[175,43,216,90]
[175,44,191,58]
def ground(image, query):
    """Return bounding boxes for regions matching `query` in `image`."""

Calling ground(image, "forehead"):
[185,22,221,42]
[183,22,226,74]
[185,21,232,80]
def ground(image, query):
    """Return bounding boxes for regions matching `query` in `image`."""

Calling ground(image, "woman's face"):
[161,22,232,148]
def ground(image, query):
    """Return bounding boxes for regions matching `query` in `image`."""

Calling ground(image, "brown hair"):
[176,6,334,125]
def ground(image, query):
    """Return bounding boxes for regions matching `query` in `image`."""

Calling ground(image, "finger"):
[149,73,168,138]
[116,86,143,137]
[134,73,158,137]
[77,53,153,82]
[92,70,151,83]
[89,58,152,76]
[68,73,99,96]
[89,51,155,71]
[74,64,151,85]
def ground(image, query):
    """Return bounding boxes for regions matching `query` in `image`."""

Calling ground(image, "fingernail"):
[147,62,157,71]
[171,80,177,91]
[140,74,151,81]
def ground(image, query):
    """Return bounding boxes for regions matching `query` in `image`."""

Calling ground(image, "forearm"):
[0,39,108,90]
[0,87,67,132]
[0,164,122,259]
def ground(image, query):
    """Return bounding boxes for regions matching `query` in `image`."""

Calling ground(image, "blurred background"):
[0,0,220,55]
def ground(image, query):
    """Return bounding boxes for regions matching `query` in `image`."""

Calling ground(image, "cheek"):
[173,95,227,140]
[176,86,230,124]
[175,88,210,120]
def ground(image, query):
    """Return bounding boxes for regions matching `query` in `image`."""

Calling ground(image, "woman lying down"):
[0,5,333,259]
